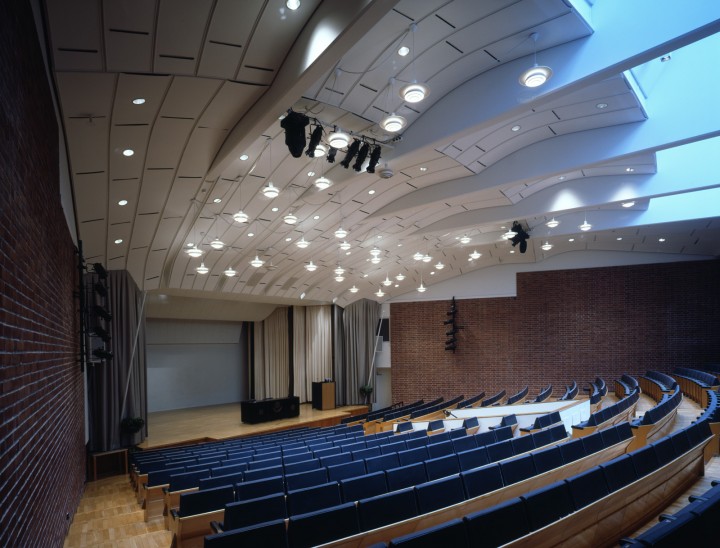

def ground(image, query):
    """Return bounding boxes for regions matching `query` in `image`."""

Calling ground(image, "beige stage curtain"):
[305,305,333,397]
[262,307,290,398]
[342,299,380,405]
[253,321,266,399]
[293,306,308,402]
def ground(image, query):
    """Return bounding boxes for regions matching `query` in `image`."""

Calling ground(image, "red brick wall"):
[0,2,85,546]
[391,261,720,404]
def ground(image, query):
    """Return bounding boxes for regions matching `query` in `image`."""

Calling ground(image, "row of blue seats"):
[201,420,647,548]
[165,425,516,496]
[673,367,719,388]
[409,395,464,419]
[697,389,719,422]
[383,398,444,422]
[481,389,506,407]
[558,381,578,401]
[506,386,529,405]
[357,419,714,548]
[135,424,369,474]
[519,410,561,433]
[533,384,553,403]
[577,389,639,428]
[644,370,678,391]
[635,386,682,426]
[589,377,607,405]
[618,374,640,395]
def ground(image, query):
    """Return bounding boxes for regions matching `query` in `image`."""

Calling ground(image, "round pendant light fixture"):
[328,130,350,149]
[233,210,249,223]
[349,285,359,293]
[339,241,351,251]
[186,245,203,258]
[210,238,224,250]
[196,263,209,274]
[305,261,317,272]
[262,182,279,199]
[250,255,264,268]
[541,241,553,251]
[296,237,310,248]
[223,266,237,277]
[546,218,560,228]
[395,272,406,281]
[334,227,348,239]
[380,114,406,133]
[314,176,332,190]
[283,212,298,225]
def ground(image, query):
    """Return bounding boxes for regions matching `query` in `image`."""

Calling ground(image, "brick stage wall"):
[391,260,720,404]
[0,2,85,546]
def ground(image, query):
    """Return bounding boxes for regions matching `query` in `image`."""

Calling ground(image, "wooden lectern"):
[312,381,336,410]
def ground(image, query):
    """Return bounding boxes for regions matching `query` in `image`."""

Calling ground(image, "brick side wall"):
[391,261,720,404]
[0,2,85,546]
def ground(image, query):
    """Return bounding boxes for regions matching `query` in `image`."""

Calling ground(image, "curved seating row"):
[480,389,506,407]
[367,420,712,548]
[620,478,720,546]
[532,384,553,403]
[506,386,529,406]
[589,378,608,406]
[672,367,720,407]
[209,422,633,548]
[572,390,639,436]
[616,374,639,399]
[519,411,561,435]
[456,392,486,408]
[558,381,578,401]
[627,387,682,452]
[409,395,465,420]
[640,371,677,401]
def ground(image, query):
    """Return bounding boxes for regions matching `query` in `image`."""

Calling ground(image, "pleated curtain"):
[252,321,266,399]
[261,307,290,398]
[292,306,307,401]
[305,305,333,397]
[342,299,380,405]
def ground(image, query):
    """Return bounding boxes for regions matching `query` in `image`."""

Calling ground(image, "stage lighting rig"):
[366,145,382,173]
[280,110,309,157]
[509,221,530,253]
[305,124,323,157]
[340,139,361,168]
[353,142,370,171]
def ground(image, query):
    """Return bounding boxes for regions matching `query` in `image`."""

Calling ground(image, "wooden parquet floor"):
[64,394,719,547]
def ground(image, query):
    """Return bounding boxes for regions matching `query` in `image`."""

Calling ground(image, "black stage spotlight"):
[446,328,459,336]
[93,281,107,297]
[443,318,454,325]
[280,111,309,158]
[305,124,323,157]
[445,343,457,352]
[353,142,370,172]
[93,305,113,322]
[94,325,111,343]
[326,147,338,163]
[366,145,382,173]
[340,139,360,168]
[509,221,530,254]
[93,263,108,279]
[93,348,114,361]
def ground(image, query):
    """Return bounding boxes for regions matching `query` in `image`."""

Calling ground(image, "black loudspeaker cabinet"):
[241,396,300,424]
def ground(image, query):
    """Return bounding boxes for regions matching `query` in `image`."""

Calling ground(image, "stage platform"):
[136,402,368,450]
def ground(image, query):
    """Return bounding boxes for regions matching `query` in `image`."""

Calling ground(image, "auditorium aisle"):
[63,475,171,547]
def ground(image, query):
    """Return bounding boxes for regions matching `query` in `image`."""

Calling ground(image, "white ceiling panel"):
[145,118,195,169]
[152,217,184,251]
[56,72,116,116]
[163,177,204,218]
[74,172,107,223]
[160,77,223,119]
[108,178,140,224]
[79,219,107,262]
[198,82,267,130]
[65,117,109,174]
[154,0,214,75]
[177,128,228,178]
[113,74,171,124]
[45,0,103,71]
[104,29,153,73]
[549,108,647,135]
[109,124,151,180]
[136,170,174,214]
[131,213,161,249]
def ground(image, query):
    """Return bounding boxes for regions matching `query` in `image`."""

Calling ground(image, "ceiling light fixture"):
[132,98,145,105]
[460,235,471,244]
[398,46,410,56]
[313,143,327,158]
[185,245,203,258]
[422,254,432,263]
[370,256,381,264]
[118,199,128,206]
[469,250,481,260]
[511,125,521,132]
[370,247,381,257]
[213,198,222,204]
[503,228,518,239]
[305,261,317,272]
[381,114,406,133]
[622,201,635,208]
[396,273,405,281]
[349,285,359,293]
[314,176,332,190]
[239,154,249,161]
[335,275,345,282]
[579,216,592,231]
[399,24,429,103]
[114,239,123,245]
[122,149,134,157]
[224,266,237,277]
[382,274,392,287]
[250,255,264,268]
[519,32,552,88]
[328,129,350,149]
[296,237,309,249]
[196,263,209,274]
[262,182,279,198]
[375,288,385,298]
[546,218,560,228]
[334,266,345,276]
[286,0,300,10]
[413,251,424,261]
[339,241,351,251]
[233,210,249,223]
[283,212,298,225]
[541,241,553,251]
[435,262,444,270]
[210,238,224,250]
[335,227,348,239]
[417,273,427,293]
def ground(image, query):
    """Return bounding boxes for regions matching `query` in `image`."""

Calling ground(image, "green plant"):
[120,417,145,434]
[359,384,373,396]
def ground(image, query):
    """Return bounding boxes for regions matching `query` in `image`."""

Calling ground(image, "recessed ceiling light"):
[377,235,382,239]
[248,232,254,237]
[430,271,435,275]
[568,238,575,242]
[509,250,515,254]
[286,0,300,10]
[300,292,305,299]
[345,251,351,255]
[285,237,292,242]
[307,171,315,177]
[272,207,279,212]
[240,154,249,161]
[313,215,320,220]
[368,190,375,195]
[617,237,623,241]
[118,199,128,206]
[363,274,369,278]
[621,201,635,208]
[398,46,410,56]
[132,98,145,105]
[511,125,521,132]
[397,243,402,247]
[114,239,123,244]
[419,167,427,172]
[660,54,672,62]
[596,103,608,109]
[213,198,222,203]
[625,167,635,172]
[122,149,134,157]
[658,237,666,242]
[558,176,566,181]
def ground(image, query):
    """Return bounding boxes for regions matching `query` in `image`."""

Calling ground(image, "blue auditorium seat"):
[669,429,692,455]
[493,425,514,442]
[286,481,342,516]
[283,452,313,465]
[599,426,621,447]
[395,421,414,434]
[486,439,514,462]
[424,454,460,481]
[499,453,536,485]
[210,463,247,477]
[451,435,476,454]
[615,421,633,441]
[235,476,285,502]
[352,447,382,461]
[599,454,637,492]
[167,469,209,492]
[650,436,677,466]
[175,484,234,518]
[342,441,367,454]
[365,453,400,473]
[313,446,341,459]
[398,446,429,466]
[145,467,184,487]
[520,480,574,531]
[320,452,352,468]
[388,518,469,547]
[510,434,535,455]
[447,427,468,440]
[405,437,430,450]
[284,458,321,475]
[580,432,604,454]
[457,446,490,471]
[285,467,328,491]
[530,427,554,449]
[221,492,287,531]
[199,472,243,490]
[548,423,569,442]
[204,518,287,548]
[340,471,388,503]
[558,438,586,463]
[531,445,562,474]
[426,440,454,459]
[287,502,360,548]
[357,487,419,531]
[630,444,660,478]
[328,460,366,483]
[386,462,428,491]
[565,466,609,510]
[381,440,407,455]
[415,474,466,514]
[243,464,284,482]
[426,432,450,444]
[461,463,504,498]
[463,497,528,547]
[473,431,496,447]
[248,456,282,470]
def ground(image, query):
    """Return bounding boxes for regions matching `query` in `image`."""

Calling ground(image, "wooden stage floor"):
[137,402,368,450]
